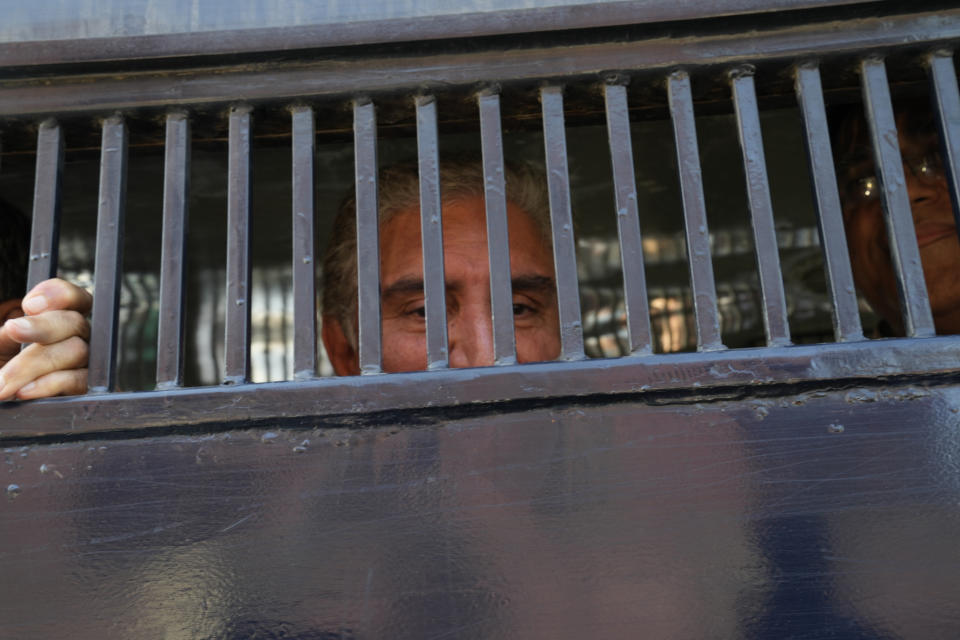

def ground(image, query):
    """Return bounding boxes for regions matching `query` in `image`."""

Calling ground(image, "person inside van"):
[0,199,91,401]
[834,101,960,336]
[321,158,561,374]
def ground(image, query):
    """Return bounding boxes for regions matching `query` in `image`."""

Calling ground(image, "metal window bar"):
[354,99,382,374]
[540,85,585,360]
[224,105,253,384]
[927,50,960,237]
[730,66,791,346]
[794,63,864,342]
[415,95,449,369]
[291,105,318,380]
[26,119,63,292]
[667,70,724,351]
[603,81,653,355]
[87,114,128,393]
[860,57,936,338]
[156,111,190,389]
[478,89,518,365]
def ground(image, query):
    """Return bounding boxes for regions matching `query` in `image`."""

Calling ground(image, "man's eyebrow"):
[511,274,555,293]
[381,276,424,301]
[381,274,555,300]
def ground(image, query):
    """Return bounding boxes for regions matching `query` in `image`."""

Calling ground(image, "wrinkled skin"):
[0,278,91,400]
[841,125,960,335]
[323,196,561,375]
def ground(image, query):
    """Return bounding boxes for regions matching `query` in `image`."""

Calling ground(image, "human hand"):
[0,278,92,401]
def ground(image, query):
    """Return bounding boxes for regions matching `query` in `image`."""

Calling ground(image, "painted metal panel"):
[0,0,879,53]
[3,383,959,638]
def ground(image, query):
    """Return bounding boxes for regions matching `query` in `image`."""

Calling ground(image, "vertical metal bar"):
[667,70,724,351]
[291,105,317,379]
[155,111,190,389]
[794,63,864,342]
[415,95,449,369]
[26,119,64,292]
[861,57,936,337]
[603,81,653,355]
[927,50,960,234]
[730,67,791,346]
[354,100,381,374]
[87,115,128,393]
[224,105,253,384]
[478,89,517,365]
[540,85,585,360]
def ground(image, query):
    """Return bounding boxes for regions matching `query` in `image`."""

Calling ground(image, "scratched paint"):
[2,383,960,637]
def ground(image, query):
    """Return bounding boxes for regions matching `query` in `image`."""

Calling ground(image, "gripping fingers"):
[3,310,90,346]
[22,278,94,316]
[0,336,89,401]
[15,368,89,400]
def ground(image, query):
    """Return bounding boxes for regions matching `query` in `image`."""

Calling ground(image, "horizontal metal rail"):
[0,1,878,70]
[4,335,960,435]
[0,9,955,118]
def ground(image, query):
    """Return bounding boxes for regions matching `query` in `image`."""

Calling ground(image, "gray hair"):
[321,156,551,347]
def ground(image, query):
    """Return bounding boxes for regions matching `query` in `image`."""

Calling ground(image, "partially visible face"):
[841,120,960,334]
[327,195,561,374]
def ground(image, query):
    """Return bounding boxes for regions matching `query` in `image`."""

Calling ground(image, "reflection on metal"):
[5,384,960,638]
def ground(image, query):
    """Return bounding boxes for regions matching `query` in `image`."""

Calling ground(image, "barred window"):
[3,3,960,432]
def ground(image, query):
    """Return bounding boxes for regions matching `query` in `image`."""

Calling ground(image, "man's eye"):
[513,303,535,317]
[409,306,426,318]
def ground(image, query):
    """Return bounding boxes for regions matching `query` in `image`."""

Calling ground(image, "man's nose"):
[447,306,495,369]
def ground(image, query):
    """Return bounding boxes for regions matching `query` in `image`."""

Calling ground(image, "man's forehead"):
[379,196,554,287]
[379,196,550,249]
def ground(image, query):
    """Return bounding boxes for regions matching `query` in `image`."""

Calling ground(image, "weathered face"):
[841,122,960,334]
[323,195,561,374]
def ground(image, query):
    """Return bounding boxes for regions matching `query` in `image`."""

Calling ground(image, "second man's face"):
[376,195,561,372]
[842,124,960,333]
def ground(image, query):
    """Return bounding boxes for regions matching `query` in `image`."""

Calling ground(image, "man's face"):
[324,195,561,374]
[842,123,960,333]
